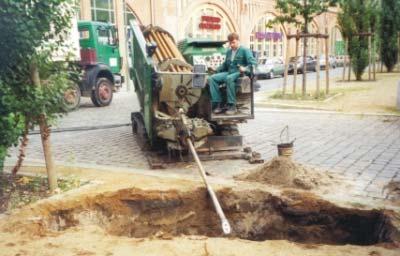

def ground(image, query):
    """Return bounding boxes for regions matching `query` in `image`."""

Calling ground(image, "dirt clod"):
[235,157,334,189]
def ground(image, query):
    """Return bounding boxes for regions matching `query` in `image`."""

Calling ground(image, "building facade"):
[78,0,343,81]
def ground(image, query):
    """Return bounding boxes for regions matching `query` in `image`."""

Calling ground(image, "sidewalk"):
[256,72,400,115]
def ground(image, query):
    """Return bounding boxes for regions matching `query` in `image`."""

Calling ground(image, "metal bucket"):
[277,142,294,157]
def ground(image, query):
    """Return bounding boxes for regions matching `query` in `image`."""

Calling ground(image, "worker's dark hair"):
[227,32,239,41]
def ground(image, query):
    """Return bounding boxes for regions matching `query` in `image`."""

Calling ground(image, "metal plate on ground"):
[201,135,243,152]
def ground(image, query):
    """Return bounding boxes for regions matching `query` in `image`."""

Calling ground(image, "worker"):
[207,32,256,115]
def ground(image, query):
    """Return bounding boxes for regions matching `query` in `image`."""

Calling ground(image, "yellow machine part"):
[143,26,191,73]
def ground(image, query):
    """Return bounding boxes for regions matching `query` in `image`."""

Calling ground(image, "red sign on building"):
[199,15,221,30]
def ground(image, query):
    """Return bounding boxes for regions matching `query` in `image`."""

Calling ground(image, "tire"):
[91,77,113,107]
[62,83,81,112]
[269,70,274,79]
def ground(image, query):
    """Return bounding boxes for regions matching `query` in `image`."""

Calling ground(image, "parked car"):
[335,55,349,67]
[289,56,317,74]
[256,57,285,79]
[319,55,337,69]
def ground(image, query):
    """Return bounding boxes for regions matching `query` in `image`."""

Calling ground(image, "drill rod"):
[186,138,232,235]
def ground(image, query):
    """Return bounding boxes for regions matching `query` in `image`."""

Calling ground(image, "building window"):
[184,5,234,40]
[300,23,318,57]
[250,15,285,59]
[331,26,344,55]
[91,0,115,23]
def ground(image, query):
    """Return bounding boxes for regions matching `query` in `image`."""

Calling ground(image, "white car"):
[319,55,337,69]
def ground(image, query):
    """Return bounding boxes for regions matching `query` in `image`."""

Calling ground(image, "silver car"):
[256,57,285,79]
[319,55,337,69]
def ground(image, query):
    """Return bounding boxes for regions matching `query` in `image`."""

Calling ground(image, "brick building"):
[78,0,343,81]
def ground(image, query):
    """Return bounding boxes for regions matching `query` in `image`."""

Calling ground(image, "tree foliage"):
[0,83,23,172]
[337,0,379,80]
[379,0,400,72]
[273,0,338,30]
[0,0,76,172]
[271,0,337,96]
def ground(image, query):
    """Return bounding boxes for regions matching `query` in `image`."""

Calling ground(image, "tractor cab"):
[178,38,255,122]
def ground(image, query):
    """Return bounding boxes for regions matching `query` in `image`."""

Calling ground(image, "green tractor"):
[178,38,228,70]
[63,21,124,111]
[129,20,261,167]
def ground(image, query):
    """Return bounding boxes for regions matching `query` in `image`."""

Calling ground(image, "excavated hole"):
[46,188,398,246]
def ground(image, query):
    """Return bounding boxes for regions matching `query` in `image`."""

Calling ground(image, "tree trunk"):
[342,40,348,81]
[30,64,58,192]
[325,28,330,95]
[302,0,308,98]
[368,30,372,80]
[398,33,400,72]
[373,34,376,80]
[348,57,352,81]
[0,152,5,173]
[293,36,299,95]
[302,30,308,98]
[11,120,30,176]
[316,32,320,98]
[283,32,290,96]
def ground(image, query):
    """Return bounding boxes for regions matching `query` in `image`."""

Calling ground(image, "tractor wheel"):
[91,77,113,107]
[62,83,81,112]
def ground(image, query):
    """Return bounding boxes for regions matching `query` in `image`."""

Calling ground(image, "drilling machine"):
[128,19,262,235]
[129,20,261,167]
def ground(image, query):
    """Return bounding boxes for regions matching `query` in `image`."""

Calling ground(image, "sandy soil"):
[0,165,399,256]
[235,156,337,190]
[1,227,399,256]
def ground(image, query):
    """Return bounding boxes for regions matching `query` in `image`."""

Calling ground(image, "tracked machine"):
[129,20,263,234]
[129,20,262,168]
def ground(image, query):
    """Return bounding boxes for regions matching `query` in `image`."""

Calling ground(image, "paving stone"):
[5,92,400,200]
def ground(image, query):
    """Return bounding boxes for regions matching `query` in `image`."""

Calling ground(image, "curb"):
[254,105,400,117]
[2,157,237,187]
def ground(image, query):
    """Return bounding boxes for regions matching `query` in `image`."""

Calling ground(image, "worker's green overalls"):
[207,46,256,105]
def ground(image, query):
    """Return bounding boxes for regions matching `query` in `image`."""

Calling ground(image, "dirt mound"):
[235,157,334,190]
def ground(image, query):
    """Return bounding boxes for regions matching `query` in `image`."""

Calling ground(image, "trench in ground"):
[46,188,398,246]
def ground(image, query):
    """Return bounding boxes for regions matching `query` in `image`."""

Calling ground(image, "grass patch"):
[271,91,333,101]
[0,173,86,213]
[270,84,371,101]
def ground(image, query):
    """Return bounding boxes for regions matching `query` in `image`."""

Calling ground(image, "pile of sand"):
[235,157,334,190]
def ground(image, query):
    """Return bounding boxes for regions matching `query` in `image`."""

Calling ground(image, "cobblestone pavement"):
[5,91,400,199]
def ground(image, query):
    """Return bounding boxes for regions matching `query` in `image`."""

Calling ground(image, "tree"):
[337,0,379,80]
[272,0,338,97]
[380,0,399,72]
[0,0,75,191]
[0,83,23,172]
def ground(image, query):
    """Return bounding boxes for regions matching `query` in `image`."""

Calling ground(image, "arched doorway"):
[183,4,236,40]
[250,14,286,59]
